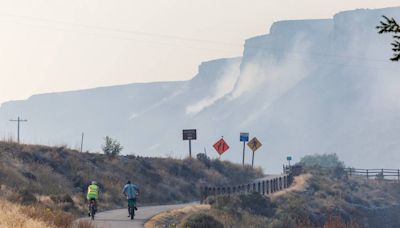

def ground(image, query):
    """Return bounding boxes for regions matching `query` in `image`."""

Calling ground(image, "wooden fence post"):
[398,170,400,182]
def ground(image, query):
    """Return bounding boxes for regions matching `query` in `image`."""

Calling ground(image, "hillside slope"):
[0,142,262,216]
[163,166,400,227]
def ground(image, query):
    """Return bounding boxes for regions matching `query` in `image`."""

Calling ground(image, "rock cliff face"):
[1,7,400,172]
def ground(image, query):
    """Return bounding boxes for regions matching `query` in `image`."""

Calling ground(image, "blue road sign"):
[287,156,292,161]
[240,132,249,142]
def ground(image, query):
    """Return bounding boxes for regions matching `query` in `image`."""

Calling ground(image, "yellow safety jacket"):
[87,184,99,200]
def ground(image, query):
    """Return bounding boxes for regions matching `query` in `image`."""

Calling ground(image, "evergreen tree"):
[102,136,123,157]
[377,16,400,61]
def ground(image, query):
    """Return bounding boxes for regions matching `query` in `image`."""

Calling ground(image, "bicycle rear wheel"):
[90,206,95,220]
[130,206,134,220]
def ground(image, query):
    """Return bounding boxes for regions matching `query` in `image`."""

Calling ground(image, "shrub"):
[196,153,211,168]
[300,153,344,169]
[19,189,37,205]
[102,136,123,157]
[237,192,276,217]
[180,213,223,228]
[211,192,276,217]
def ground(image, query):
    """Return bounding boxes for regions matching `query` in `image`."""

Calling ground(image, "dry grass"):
[0,200,53,228]
[0,199,95,228]
[324,215,360,228]
[145,204,211,228]
[73,220,95,228]
[21,205,73,228]
[270,173,312,199]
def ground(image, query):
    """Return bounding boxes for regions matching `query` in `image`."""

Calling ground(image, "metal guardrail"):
[200,173,293,202]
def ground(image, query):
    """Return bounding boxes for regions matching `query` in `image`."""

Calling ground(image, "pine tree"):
[377,16,400,61]
[102,136,123,157]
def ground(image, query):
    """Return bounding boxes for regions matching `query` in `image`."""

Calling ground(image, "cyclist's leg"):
[93,199,97,212]
[88,198,97,214]
[127,199,131,216]
[133,198,137,210]
[128,198,136,211]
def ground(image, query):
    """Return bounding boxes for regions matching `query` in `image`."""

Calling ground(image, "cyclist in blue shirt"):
[122,181,139,216]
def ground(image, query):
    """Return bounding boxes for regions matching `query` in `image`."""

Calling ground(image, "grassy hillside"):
[164,156,400,227]
[0,141,262,218]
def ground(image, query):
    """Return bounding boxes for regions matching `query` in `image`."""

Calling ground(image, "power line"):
[0,12,394,63]
[0,13,398,72]
[0,13,239,46]
[0,19,240,54]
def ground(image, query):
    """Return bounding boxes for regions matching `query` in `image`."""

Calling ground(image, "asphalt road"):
[79,203,194,228]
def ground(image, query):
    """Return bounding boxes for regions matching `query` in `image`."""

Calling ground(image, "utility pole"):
[9,116,27,144]
[80,132,84,152]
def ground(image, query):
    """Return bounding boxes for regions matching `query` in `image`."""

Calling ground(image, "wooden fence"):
[346,168,400,180]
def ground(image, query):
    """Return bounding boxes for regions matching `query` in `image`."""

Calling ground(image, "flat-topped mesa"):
[242,19,332,63]
[331,7,400,57]
[191,57,241,83]
[333,6,400,33]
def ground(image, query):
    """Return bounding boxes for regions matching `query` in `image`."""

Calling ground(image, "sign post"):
[247,137,262,168]
[240,132,249,166]
[183,129,197,159]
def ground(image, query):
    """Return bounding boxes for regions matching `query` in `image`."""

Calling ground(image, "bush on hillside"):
[180,213,223,228]
[19,189,37,205]
[211,192,276,217]
[196,153,211,168]
[300,153,344,169]
[101,136,123,157]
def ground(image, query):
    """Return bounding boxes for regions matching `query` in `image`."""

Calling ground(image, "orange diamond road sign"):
[213,138,230,155]
[247,137,262,152]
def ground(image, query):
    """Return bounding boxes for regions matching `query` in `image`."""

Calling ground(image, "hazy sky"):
[0,0,398,104]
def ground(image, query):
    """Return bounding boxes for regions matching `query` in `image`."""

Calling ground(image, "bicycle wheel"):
[130,206,134,220]
[90,205,95,220]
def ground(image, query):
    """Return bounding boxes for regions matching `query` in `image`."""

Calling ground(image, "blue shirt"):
[123,184,139,199]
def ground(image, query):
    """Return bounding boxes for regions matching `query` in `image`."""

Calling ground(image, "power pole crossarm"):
[9,116,28,144]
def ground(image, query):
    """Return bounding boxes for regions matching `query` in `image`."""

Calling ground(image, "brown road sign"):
[247,137,262,152]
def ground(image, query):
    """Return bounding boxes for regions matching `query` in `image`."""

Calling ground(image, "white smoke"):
[185,61,240,114]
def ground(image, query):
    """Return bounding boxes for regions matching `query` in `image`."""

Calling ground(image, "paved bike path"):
[80,203,195,228]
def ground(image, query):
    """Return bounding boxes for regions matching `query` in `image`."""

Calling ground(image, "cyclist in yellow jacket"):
[87,181,99,217]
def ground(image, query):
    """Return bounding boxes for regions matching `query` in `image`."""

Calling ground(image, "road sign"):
[183,129,197,159]
[183,129,197,140]
[240,132,249,142]
[247,137,262,168]
[213,138,229,155]
[287,156,292,161]
[247,137,262,152]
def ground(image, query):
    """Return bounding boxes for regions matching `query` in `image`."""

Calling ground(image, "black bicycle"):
[89,199,97,220]
[128,198,136,220]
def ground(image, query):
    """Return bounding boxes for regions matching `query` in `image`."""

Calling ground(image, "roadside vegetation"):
[0,141,261,227]
[164,153,400,227]
[0,199,85,228]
